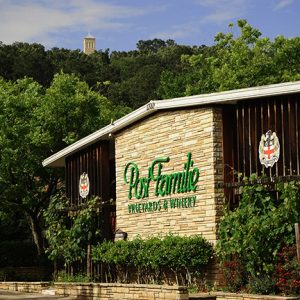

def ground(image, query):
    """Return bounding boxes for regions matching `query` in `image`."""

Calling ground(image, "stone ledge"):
[53,282,189,299]
[1,282,298,300]
[0,281,51,293]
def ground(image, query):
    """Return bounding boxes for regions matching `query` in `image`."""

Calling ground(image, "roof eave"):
[42,103,155,168]
[155,81,300,109]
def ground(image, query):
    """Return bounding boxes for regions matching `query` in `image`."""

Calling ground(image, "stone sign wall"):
[115,107,224,243]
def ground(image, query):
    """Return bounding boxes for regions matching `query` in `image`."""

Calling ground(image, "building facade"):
[115,107,223,243]
[43,81,300,244]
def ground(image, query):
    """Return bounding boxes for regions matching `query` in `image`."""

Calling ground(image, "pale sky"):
[0,0,299,51]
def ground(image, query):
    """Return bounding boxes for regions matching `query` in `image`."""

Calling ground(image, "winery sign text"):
[123,152,199,214]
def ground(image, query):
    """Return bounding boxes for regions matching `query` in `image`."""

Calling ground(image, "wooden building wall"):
[65,141,112,205]
[65,140,115,240]
[222,93,300,206]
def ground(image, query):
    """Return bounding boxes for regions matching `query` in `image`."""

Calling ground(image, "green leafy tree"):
[0,73,123,256]
[108,54,162,108]
[47,48,112,89]
[109,40,200,108]
[0,77,47,255]
[0,42,52,86]
[136,39,176,53]
[159,20,300,98]
[32,72,115,148]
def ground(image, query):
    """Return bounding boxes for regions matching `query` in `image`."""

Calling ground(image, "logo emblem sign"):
[79,172,90,198]
[259,130,280,168]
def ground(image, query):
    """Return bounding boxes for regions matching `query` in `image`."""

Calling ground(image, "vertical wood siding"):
[65,141,115,241]
[65,141,111,205]
[223,94,300,206]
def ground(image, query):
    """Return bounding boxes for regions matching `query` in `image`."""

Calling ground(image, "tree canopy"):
[0,73,127,255]
[2,21,299,108]
[159,20,300,98]
[0,39,203,109]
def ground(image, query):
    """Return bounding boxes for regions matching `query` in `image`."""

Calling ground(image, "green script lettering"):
[124,152,199,200]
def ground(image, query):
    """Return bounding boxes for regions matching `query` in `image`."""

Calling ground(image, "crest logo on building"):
[79,172,90,198]
[259,130,280,168]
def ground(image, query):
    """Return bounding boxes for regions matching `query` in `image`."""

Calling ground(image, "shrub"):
[55,270,90,282]
[222,260,245,292]
[247,275,277,295]
[216,178,300,295]
[276,245,300,295]
[92,234,213,286]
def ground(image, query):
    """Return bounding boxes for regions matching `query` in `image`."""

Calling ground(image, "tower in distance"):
[83,33,96,55]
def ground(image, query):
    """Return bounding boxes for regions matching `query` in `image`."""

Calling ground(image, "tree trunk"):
[295,223,300,264]
[87,244,91,277]
[27,213,45,257]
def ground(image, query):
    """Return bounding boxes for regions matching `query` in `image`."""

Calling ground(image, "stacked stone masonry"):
[115,107,224,244]
[0,281,49,293]
[0,283,298,300]
[54,283,188,300]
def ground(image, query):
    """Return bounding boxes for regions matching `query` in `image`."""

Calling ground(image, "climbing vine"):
[216,176,300,294]
[44,193,101,266]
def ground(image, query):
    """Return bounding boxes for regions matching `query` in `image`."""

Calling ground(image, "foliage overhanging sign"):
[123,152,199,213]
